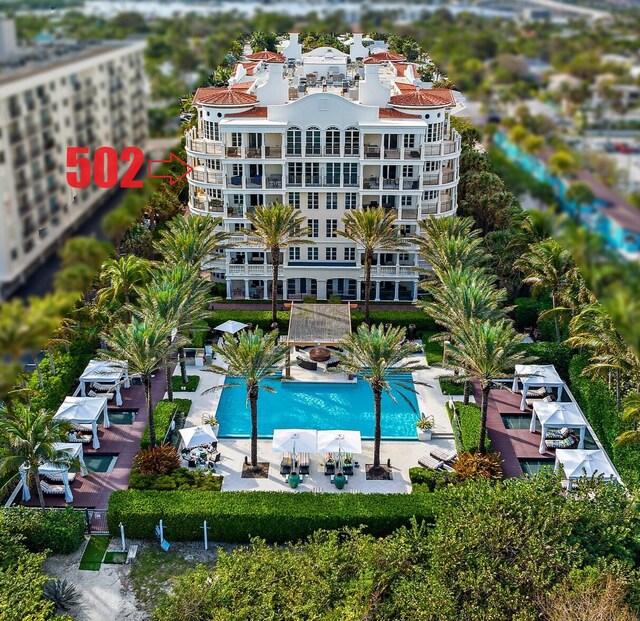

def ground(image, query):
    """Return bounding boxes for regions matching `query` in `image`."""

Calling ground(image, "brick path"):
[22,373,167,510]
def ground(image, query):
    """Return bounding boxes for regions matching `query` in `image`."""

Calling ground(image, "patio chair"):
[418,454,445,470]
[88,389,114,401]
[545,427,571,440]
[545,434,577,450]
[68,432,92,444]
[92,382,115,392]
[429,448,457,464]
[44,472,77,483]
[324,454,336,475]
[526,394,554,408]
[298,452,310,475]
[280,454,292,476]
[41,480,67,495]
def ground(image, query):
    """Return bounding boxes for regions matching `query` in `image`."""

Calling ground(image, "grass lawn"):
[422,332,444,366]
[439,377,465,396]
[78,535,110,571]
[129,548,194,610]
[171,375,200,392]
[103,551,127,564]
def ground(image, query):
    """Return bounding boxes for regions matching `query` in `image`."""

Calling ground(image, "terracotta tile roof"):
[379,108,421,119]
[193,87,258,106]
[364,51,406,63]
[239,61,260,76]
[245,50,286,63]
[389,88,456,107]
[229,82,253,92]
[392,62,412,77]
[394,80,418,93]
[226,107,269,118]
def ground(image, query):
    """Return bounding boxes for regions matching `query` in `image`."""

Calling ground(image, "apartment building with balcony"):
[0,21,147,300]
[186,34,463,302]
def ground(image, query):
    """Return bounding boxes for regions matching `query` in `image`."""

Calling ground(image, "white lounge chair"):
[68,432,92,444]
[44,472,77,483]
[418,454,444,470]
[41,480,67,495]
[88,389,114,401]
[430,448,457,463]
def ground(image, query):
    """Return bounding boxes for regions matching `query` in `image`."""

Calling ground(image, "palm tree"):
[0,409,73,511]
[515,239,576,343]
[336,324,426,474]
[95,255,150,323]
[565,181,595,225]
[135,264,212,398]
[101,316,178,447]
[209,329,288,471]
[247,203,310,323]
[339,208,405,325]
[155,215,231,269]
[614,393,640,447]
[446,318,527,454]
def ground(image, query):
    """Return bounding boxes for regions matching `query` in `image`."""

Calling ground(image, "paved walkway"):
[22,373,167,510]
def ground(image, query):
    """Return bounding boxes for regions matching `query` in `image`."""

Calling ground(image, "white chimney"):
[283,32,302,62]
[350,32,368,61]
[359,63,389,107]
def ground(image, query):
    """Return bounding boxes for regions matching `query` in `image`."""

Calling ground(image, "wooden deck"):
[472,381,555,479]
[22,373,167,510]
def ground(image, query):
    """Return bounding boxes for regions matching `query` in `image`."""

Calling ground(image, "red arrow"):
[148,152,193,186]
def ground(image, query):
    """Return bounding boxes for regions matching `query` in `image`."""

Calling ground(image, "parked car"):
[614,142,633,154]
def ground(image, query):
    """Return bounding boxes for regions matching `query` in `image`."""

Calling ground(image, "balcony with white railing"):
[370,265,417,277]
[190,167,225,186]
[227,263,274,277]
[185,129,223,156]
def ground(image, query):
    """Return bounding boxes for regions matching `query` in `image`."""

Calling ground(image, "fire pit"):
[308,346,331,363]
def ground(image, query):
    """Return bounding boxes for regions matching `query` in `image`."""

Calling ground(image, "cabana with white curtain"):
[554,449,618,490]
[79,359,129,406]
[530,401,587,454]
[52,442,88,476]
[54,396,109,449]
[513,364,565,411]
[20,461,75,503]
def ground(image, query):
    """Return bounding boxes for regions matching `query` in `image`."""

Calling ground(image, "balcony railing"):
[190,169,224,185]
[370,265,417,277]
[440,198,454,212]
[185,137,223,156]
[363,177,379,189]
[227,205,244,218]
[344,147,360,157]
[442,170,455,184]
[364,146,381,159]
[402,178,419,190]
[384,148,401,159]
[305,175,321,187]
[226,146,242,158]
[190,197,224,213]
[324,146,341,156]
[400,208,418,220]
[227,264,274,276]
[246,147,262,158]
[265,146,282,158]
[382,178,399,190]
[266,175,282,188]
[423,174,440,186]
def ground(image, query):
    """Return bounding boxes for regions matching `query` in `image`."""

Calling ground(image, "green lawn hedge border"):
[0,507,85,554]
[141,398,192,449]
[447,402,491,454]
[108,490,437,543]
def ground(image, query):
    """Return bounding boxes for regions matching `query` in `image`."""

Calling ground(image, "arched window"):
[305,127,321,155]
[286,127,301,156]
[325,126,340,156]
[344,126,360,156]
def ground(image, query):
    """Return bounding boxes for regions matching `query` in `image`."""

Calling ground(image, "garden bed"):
[171,375,200,392]
[438,376,465,396]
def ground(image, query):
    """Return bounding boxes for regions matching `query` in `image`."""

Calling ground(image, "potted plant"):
[416,415,435,441]
[202,415,220,437]
[333,471,346,489]
[288,471,300,488]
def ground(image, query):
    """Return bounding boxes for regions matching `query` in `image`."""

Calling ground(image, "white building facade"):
[186,36,462,302]
[0,31,147,299]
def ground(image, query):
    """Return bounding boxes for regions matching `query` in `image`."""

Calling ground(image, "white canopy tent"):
[555,449,618,490]
[179,425,218,450]
[530,401,587,454]
[54,396,109,449]
[317,430,362,454]
[272,429,318,455]
[20,459,75,503]
[52,442,88,476]
[79,359,129,406]
[215,320,248,335]
[513,364,565,411]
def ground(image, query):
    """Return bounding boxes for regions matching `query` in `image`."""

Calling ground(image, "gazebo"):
[530,401,587,454]
[284,303,352,377]
[79,359,129,406]
[513,364,565,411]
[19,443,83,503]
[554,449,618,490]
[54,396,109,449]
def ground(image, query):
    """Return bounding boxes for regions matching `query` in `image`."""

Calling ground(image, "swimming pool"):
[84,454,118,473]
[215,375,420,439]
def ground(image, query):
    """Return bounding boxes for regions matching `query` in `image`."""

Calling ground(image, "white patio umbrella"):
[179,424,218,449]
[317,430,361,470]
[555,449,618,490]
[272,429,318,454]
[215,320,248,334]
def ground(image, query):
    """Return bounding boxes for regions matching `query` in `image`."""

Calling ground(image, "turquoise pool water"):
[216,375,420,439]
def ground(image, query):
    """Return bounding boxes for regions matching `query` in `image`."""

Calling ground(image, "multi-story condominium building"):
[186,33,463,302]
[0,20,147,300]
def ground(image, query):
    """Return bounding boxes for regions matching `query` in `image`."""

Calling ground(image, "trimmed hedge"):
[569,355,640,488]
[107,490,438,543]
[171,375,200,392]
[439,376,465,396]
[0,507,85,554]
[448,403,491,453]
[141,398,192,449]
[517,342,573,383]
[209,309,439,337]
[129,468,223,491]
[409,467,459,492]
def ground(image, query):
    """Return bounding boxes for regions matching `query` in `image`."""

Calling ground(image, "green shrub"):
[409,467,459,491]
[141,399,192,449]
[517,342,573,382]
[449,403,491,453]
[513,297,543,331]
[422,332,444,366]
[129,469,223,491]
[108,490,438,542]
[0,507,85,554]
[439,376,465,395]
[171,375,200,392]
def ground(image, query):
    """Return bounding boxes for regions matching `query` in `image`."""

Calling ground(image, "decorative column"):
[375,281,381,302]
[244,279,250,299]
[412,281,418,301]
[263,279,269,300]
[226,280,232,299]
[317,280,327,301]
[393,281,399,302]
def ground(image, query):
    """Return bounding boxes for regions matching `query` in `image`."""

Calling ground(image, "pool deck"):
[177,356,458,493]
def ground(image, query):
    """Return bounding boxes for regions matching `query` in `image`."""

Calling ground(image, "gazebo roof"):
[555,449,617,481]
[54,396,107,424]
[515,364,563,387]
[532,401,586,428]
[80,359,126,383]
[287,303,351,344]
